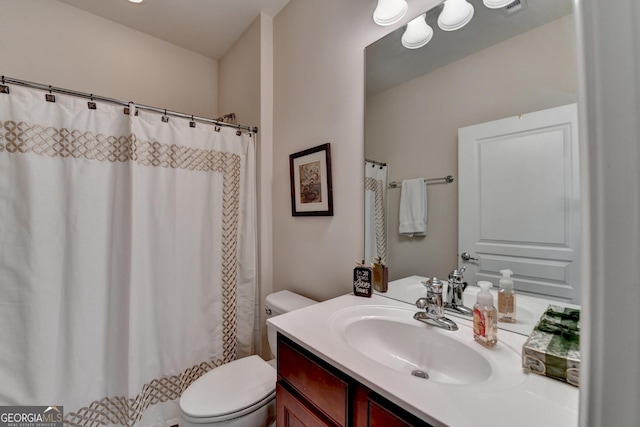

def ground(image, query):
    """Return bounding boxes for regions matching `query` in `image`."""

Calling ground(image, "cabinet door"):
[368,400,414,427]
[277,382,337,427]
[278,336,349,426]
[353,385,433,427]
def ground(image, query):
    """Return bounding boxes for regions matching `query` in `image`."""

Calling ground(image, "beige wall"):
[576,0,640,424]
[256,13,275,359]
[219,16,262,125]
[366,15,578,281]
[272,0,440,301]
[0,0,218,118]
[218,14,276,359]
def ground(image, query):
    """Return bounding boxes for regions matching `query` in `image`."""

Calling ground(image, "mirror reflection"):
[364,0,580,335]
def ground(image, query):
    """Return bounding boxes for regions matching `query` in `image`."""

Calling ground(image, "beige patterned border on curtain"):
[0,120,242,427]
[365,176,387,262]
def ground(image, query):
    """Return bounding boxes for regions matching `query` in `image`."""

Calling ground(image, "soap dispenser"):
[473,281,497,348]
[372,256,388,292]
[498,269,516,323]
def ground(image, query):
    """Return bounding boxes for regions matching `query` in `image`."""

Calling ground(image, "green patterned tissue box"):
[522,305,580,387]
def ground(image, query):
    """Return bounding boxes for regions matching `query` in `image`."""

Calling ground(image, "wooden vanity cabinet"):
[352,385,433,427]
[276,334,433,427]
[277,382,336,427]
[277,334,349,426]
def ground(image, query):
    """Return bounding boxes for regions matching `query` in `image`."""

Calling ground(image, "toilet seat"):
[180,355,276,423]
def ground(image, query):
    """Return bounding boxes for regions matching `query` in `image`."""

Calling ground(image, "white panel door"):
[458,104,580,303]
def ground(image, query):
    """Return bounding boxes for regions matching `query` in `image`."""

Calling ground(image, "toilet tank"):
[265,290,316,357]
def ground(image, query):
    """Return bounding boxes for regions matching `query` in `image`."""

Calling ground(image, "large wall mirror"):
[364,0,580,334]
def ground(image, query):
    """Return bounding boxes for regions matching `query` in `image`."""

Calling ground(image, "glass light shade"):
[128,0,144,3]
[401,14,433,49]
[483,0,513,9]
[373,0,408,26]
[437,0,475,31]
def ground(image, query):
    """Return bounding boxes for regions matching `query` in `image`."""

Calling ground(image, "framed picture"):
[289,143,333,216]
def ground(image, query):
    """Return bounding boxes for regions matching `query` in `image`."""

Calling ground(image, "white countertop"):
[268,293,579,427]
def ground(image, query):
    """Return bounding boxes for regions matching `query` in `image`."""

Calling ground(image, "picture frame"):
[289,143,334,216]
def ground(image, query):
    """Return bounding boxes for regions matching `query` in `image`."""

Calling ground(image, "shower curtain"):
[364,161,387,264]
[0,85,256,426]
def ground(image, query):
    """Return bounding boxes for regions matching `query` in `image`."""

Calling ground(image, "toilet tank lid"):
[179,355,276,418]
[265,290,316,314]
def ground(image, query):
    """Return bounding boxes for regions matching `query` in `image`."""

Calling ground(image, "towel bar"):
[388,175,454,188]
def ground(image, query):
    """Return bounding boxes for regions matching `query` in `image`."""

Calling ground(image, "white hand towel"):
[399,178,427,237]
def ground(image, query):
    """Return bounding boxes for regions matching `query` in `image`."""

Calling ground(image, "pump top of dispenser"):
[476,281,494,307]
[499,269,514,289]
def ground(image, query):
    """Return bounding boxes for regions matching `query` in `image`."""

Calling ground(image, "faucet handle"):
[448,266,467,283]
[415,297,428,309]
[422,277,443,294]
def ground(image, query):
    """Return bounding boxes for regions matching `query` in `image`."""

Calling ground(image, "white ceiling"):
[56,0,291,59]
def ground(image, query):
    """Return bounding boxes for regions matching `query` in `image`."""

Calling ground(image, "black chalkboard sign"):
[353,266,372,297]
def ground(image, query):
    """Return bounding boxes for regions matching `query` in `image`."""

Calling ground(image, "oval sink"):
[329,305,526,390]
[343,317,491,385]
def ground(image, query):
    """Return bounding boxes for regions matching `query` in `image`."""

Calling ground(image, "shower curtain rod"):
[1,76,259,134]
[365,158,387,167]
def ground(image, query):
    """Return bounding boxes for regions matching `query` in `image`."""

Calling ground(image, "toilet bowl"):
[179,290,316,427]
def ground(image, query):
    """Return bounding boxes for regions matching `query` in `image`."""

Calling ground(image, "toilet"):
[179,290,316,427]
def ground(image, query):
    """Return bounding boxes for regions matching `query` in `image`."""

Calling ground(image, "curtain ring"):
[87,94,97,110]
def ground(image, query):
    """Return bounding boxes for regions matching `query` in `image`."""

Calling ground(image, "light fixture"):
[483,0,513,9]
[128,0,144,4]
[373,0,408,26]
[401,14,433,49]
[437,0,474,31]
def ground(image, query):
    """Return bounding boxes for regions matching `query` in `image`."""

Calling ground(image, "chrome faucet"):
[444,266,474,317]
[414,277,458,331]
